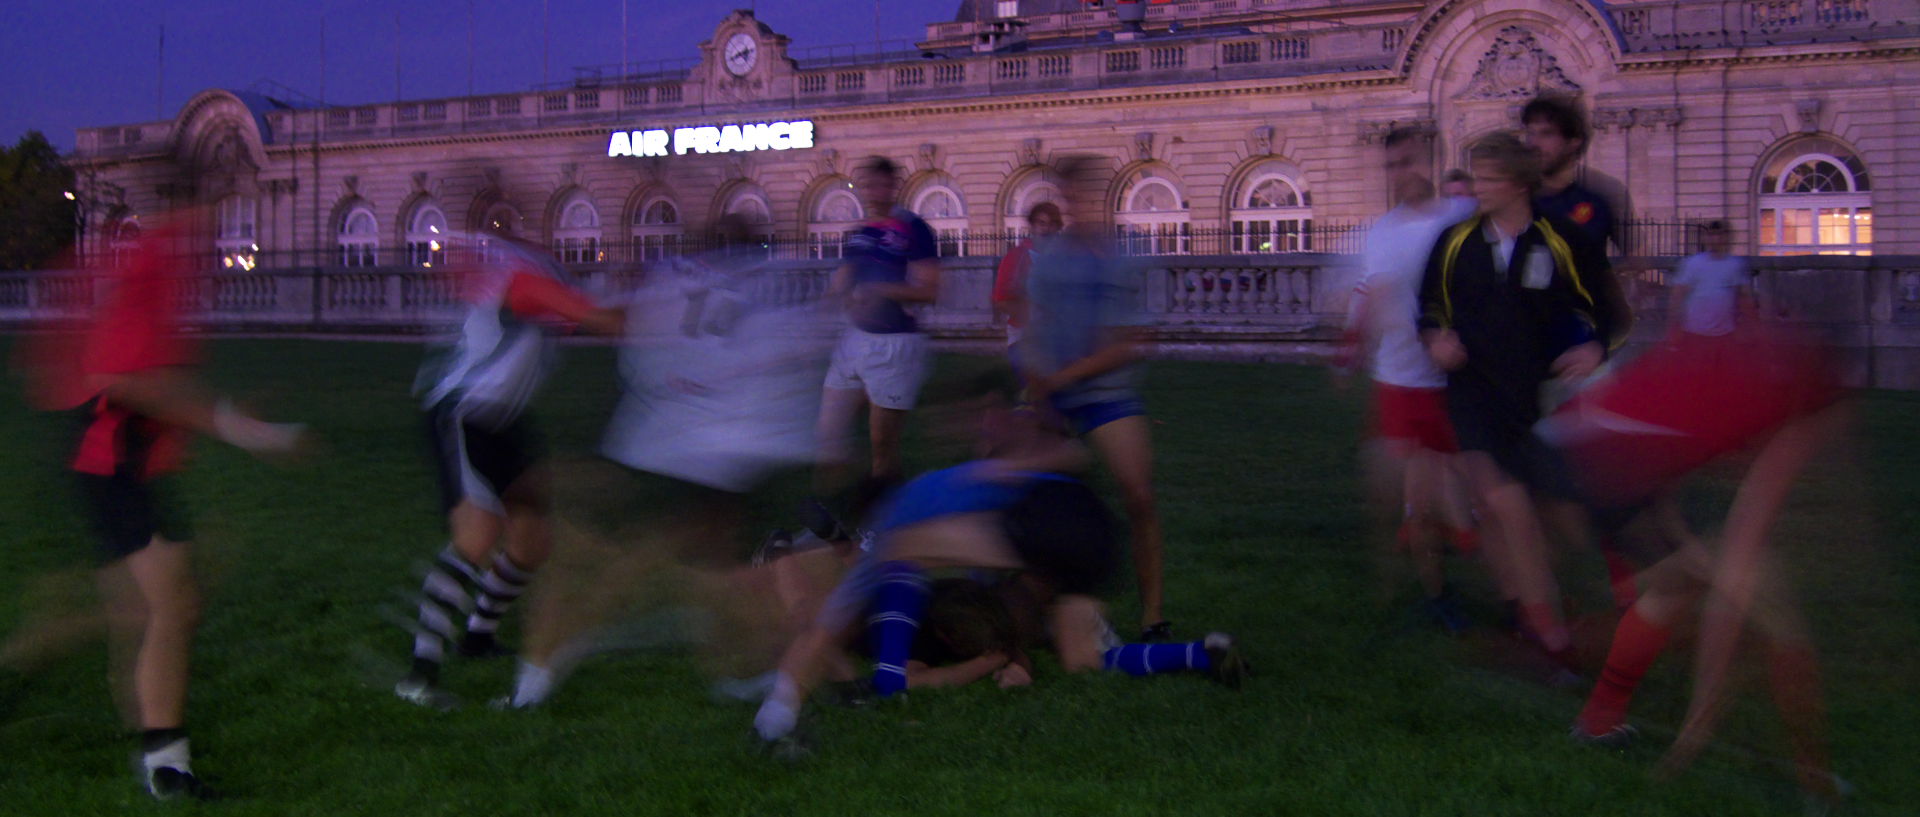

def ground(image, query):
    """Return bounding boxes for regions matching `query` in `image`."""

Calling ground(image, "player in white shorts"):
[816,156,942,510]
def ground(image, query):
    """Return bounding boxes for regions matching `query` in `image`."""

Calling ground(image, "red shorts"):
[1372,383,1459,453]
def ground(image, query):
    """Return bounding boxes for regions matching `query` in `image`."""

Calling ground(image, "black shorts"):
[425,400,541,515]
[76,471,192,562]
[1000,479,1121,596]
[1446,388,1580,501]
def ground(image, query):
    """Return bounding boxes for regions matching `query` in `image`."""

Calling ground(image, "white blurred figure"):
[1338,126,1480,633]
[506,216,834,708]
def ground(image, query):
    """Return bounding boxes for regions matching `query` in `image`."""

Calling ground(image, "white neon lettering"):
[695,126,721,153]
[622,121,813,157]
[641,129,670,157]
[743,123,772,151]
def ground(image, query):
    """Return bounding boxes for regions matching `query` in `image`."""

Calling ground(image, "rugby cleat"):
[145,766,219,802]
[1202,632,1250,690]
[393,677,461,712]
[1569,722,1639,750]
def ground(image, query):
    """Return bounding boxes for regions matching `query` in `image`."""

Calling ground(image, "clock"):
[724,32,758,76]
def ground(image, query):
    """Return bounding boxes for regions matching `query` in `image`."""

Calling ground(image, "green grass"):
[1,339,1916,816]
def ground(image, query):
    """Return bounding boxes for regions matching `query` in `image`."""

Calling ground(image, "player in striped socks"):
[395,235,624,709]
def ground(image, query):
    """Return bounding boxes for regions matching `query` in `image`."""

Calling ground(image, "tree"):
[0,132,78,270]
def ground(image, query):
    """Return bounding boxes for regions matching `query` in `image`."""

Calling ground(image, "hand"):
[1551,341,1603,380]
[1424,329,1467,372]
[993,662,1033,689]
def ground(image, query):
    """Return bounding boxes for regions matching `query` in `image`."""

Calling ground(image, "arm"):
[505,273,625,336]
[906,652,1011,689]
[95,368,304,457]
[860,257,941,304]
[1417,231,1466,372]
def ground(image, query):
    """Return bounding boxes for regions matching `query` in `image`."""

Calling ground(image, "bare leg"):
[1084,415,1164,628]
[1461,452,1567,652]
[119,538,200,730]
[813,387,868,497]
[868,404,910,483]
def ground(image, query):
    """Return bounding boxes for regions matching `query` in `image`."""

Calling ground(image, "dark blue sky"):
[3,0,959,151]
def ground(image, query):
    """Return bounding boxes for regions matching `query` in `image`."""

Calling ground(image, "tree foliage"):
[0,132,78,270]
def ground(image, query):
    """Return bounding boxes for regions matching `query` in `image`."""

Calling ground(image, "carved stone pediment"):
[1455,27,1581,102]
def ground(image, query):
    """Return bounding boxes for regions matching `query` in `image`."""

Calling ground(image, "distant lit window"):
[338,205,378,267]
[215,196,257,271]
[552,194,603,264]
[1757,140,1871,256]
[809,184,862,260]
[632,197,682,262]
[1229,165,1314,253]
[914,184,969,257]
[1115,171,1189,255]
[406,202,448,268]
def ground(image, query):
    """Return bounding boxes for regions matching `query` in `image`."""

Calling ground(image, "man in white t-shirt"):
[1339,127,1479,633]
[1668,221,1752,338]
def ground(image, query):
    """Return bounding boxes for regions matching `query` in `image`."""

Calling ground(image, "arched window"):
[405,201,448,268]
[1002,173,1061,238]
[474,201,521,263]
[914,184,968,257]
[107,213,141,267]
[1757,141,1871,256]
[1230,166,1314,253]
[808,184,863,260]
[1115,170,1189,255]
[215,195,258,270]
[632,197,682,262]
[338,205,378,267]
[552,194,603,264]
[720,186,776,255]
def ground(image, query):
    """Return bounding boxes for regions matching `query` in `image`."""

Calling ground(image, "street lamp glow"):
[63,191,76,200]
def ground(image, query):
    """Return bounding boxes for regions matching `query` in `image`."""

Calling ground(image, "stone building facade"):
[65,0,1920,268]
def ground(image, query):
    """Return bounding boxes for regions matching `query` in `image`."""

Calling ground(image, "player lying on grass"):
[752,380,1249,749]
[1535,323,1847,807]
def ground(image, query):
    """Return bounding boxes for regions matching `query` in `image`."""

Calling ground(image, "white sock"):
[511,661,554,708]
[753,672,802,740]
[143,738,192,775]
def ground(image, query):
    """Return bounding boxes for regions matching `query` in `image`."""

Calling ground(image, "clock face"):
[724,32,757,76]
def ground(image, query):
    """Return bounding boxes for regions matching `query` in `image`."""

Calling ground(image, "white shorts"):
[823,328,930,410]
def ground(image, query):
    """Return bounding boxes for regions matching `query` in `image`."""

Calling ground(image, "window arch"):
[214,195,258,270]
[405,201,448,268]
[632,196,682,262]
[106,212,141,267]
[1115,169,1189,255]
[551,193,603,264]
[1003,173,1062,238]
[1229,163,1314,253]
[722,185,777,252]
[1756,139,1871,256]
[808,182,862,260]
[913,184,968,257]
[337,204,378,267]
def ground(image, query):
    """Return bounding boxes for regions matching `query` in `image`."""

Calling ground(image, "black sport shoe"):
[1140,621,1175,642]
[146,767,218,801]
[1202,632,1250,690]
[456,631,513,659]
[798,500,848,543]
[394,676,461,711]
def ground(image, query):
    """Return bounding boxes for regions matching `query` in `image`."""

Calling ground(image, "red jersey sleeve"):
[992,242,1032,305]
[503,272,600,327]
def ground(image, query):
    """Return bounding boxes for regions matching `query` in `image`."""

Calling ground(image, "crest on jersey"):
[1571,202,1595,225]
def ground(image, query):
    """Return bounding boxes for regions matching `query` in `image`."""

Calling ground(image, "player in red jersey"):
[11,213,307,800]
[1540,323,1847,806]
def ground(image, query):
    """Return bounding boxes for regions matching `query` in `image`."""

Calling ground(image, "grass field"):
[1,339,1916,816]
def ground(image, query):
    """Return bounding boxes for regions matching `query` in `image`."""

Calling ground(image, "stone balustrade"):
[5,255,1919,388]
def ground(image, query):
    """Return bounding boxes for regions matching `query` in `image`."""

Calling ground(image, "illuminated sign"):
[608,120,815,158]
